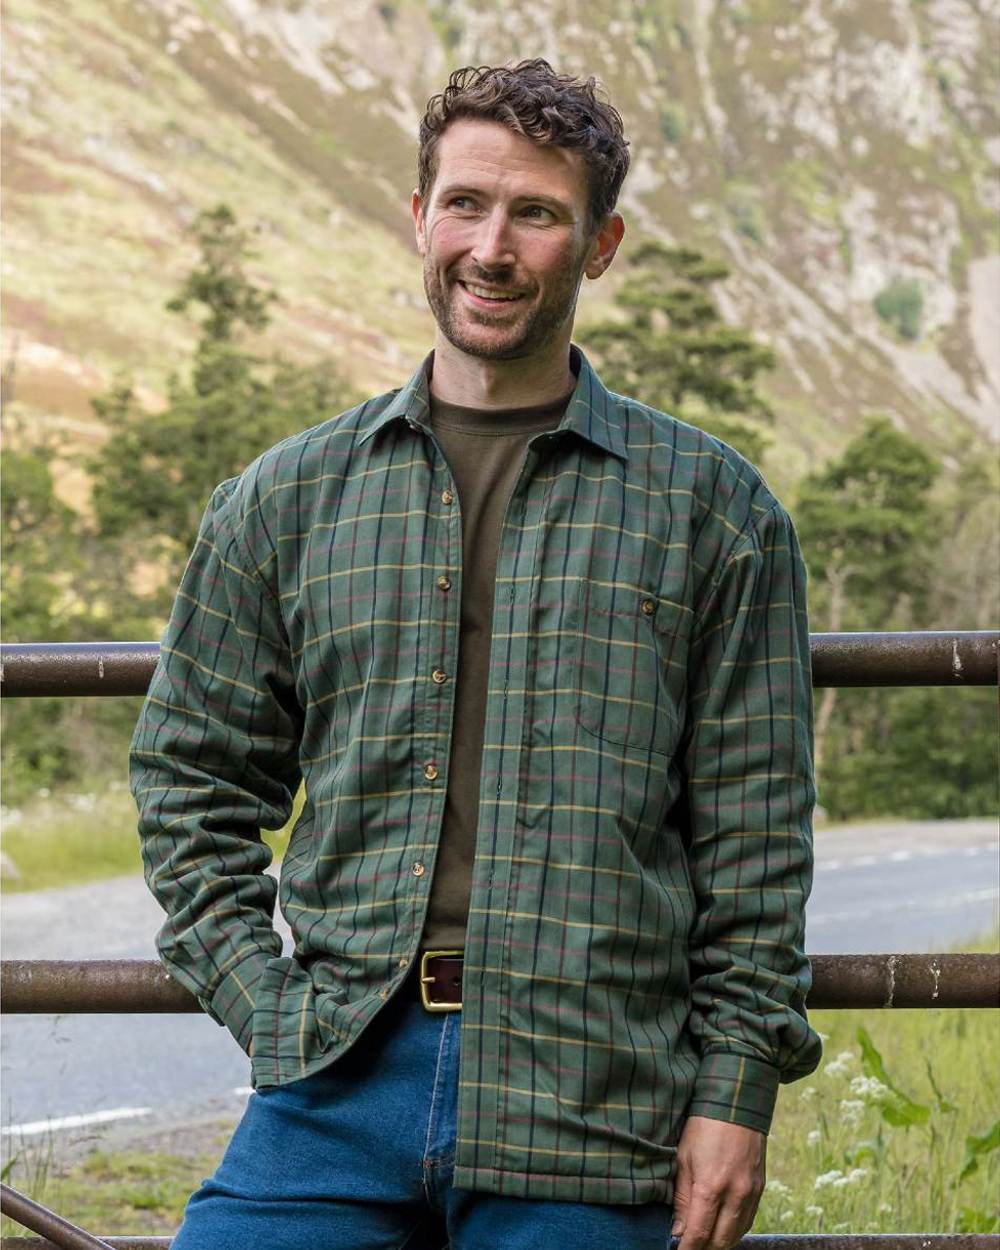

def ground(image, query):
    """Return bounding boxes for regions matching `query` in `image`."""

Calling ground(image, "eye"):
[447,196,476,211]
[521,204,554,220]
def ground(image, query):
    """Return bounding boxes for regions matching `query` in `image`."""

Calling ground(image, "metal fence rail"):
[1,632,998,697]
[1,634,998,1249]
[3,953,998,1014]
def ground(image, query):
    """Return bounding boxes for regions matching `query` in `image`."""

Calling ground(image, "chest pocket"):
[573,579,687,758]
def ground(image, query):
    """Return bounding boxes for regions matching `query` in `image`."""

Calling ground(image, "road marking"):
[1,1106,152,1137]
[821,842,996,872]
[810,885,1000,925]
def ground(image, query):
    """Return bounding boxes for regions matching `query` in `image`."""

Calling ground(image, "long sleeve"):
[680,500,822,1134]
[130,480,303,1053]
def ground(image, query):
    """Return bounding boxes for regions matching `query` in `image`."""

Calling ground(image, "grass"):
[0,1144,225,1238]
[1,782,301,893]
[1,784,143,892]
[757,938,1000,1233]
[2,929,996,1238]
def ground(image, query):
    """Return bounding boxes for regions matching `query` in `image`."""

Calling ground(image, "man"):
[133,59,822,1250]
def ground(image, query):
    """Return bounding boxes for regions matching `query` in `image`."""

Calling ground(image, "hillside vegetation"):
[3,0,998,492]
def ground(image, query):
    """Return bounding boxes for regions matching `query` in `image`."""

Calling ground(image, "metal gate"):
[2,633,998,1248]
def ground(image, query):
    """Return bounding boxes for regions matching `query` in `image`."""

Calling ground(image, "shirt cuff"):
[686,1050,781,1135]
[202,950,272,1054]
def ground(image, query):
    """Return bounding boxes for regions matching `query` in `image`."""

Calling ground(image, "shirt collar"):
[357,344,628,462]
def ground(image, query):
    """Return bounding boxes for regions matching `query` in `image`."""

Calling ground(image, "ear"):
[584,212,625,280]
[411,189,427,256]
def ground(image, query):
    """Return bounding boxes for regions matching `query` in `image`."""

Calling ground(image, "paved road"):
[2,817,996,1142]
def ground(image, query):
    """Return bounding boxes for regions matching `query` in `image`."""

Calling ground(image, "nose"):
[470,207,515,272]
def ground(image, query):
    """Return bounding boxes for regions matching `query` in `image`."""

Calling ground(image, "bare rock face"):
[3,0,997,474]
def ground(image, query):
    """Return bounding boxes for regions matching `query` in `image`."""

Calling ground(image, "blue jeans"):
[172,970,677,1248]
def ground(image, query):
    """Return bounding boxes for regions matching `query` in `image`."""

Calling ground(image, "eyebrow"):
[434,184,573,214]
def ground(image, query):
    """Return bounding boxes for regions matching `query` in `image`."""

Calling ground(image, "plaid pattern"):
[132,345,821,1205]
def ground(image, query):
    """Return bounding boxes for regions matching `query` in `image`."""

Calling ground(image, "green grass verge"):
[1,784,300,893]
[756,922,1000,1234]
[0,1146,225,1238]
[1,785,144,892]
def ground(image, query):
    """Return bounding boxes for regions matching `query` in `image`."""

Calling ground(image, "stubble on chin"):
[422,262,580,363]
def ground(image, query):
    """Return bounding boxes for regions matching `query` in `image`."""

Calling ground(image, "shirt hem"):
[450,1162,676,1206]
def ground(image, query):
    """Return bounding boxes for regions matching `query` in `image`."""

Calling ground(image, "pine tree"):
[89,204,357,591]
[582,241,775,463]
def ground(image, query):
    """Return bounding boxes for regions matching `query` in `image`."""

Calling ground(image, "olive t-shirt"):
[419,389,572,954]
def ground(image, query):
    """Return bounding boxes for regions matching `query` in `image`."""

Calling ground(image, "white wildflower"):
[765,1179,792,1197]
[839,1098,865,1126]
[805,1205,824,1217]
[780,1210,795,1222]
[878,1202,893,1214]
[800,1085,818,1102]
[816,1030,830,1042]
[847,1167,870,1184]
[807,1129,821,1146]
[814,1170,844,1190]
[823,1050,856,1079]
[850,1074,892,1103]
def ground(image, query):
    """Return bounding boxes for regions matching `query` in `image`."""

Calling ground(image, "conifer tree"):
[582,241,775,463]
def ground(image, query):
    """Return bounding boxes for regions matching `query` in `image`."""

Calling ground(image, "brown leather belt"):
[411,949,463,1012]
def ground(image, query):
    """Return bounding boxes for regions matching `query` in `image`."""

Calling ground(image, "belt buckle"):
[419,949,464,1012]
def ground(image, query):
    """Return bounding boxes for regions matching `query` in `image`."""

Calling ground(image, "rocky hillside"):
[3,0,997,491]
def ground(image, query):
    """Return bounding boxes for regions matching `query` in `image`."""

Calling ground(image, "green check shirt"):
[132,345,822,1205]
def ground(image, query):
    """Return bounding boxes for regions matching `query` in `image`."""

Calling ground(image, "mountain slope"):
[3,0,997,492]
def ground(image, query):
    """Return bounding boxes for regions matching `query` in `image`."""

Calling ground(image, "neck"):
[428,333,576,409]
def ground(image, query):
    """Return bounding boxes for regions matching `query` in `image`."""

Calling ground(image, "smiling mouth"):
[457,280,525,306]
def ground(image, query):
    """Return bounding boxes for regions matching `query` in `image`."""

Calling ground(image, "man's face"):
[412,119,618,362]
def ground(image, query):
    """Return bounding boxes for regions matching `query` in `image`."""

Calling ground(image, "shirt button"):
[441,489,454,505]
[398,956,409,969]
[437,575,452,591]
[641,598,656,616]
[423,762,439,780]
[411,861,426,877]
[379,986,390,999]
[432,668,448,684]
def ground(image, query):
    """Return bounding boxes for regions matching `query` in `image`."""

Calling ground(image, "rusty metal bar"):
[2,633,998,697]
[810,631,999,688]
[2,1235,999,1249]
[0,643,154,699]
[2,1241,157,1250]
[2,954,997,1014]
[1,960,196,1014]
[808,953,1000,1009]
[0,1182,112,1249]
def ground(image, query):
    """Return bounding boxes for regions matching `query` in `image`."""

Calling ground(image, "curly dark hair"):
[418,60,630,233]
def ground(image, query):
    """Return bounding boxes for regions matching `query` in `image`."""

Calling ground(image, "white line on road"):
[810,885,1000,926]
[821,842,996,873]
[1,1106,152,1137]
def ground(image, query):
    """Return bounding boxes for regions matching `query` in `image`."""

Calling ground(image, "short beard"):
[422,258,585,362]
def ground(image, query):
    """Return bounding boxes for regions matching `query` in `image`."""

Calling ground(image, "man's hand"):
[670,1115,766,1250]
